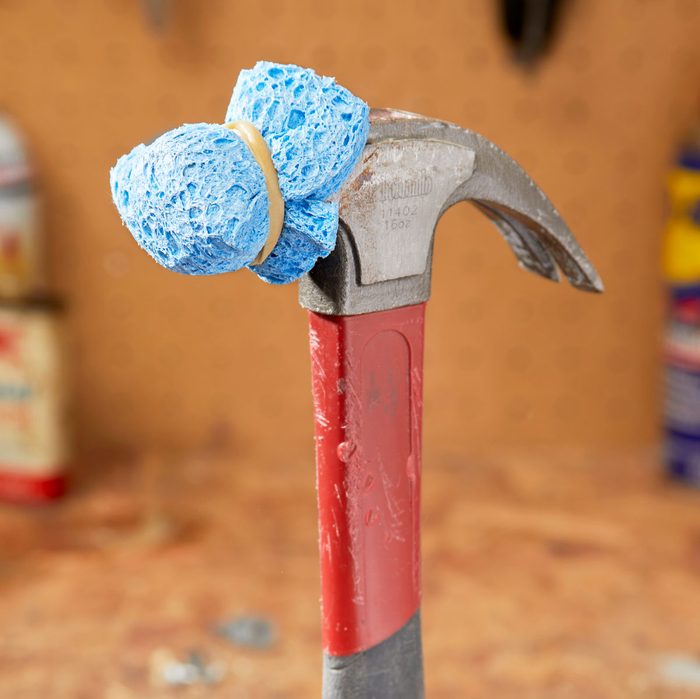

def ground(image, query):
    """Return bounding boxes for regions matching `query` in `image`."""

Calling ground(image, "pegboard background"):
[0,0,698,460]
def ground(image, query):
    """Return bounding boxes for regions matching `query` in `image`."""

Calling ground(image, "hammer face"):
[341,140,475,285]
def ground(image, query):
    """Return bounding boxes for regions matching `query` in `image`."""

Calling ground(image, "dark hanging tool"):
[500,0,567,66]
[140,0,170,31]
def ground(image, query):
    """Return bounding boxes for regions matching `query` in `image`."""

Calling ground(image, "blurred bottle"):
[662,121,700,486]
[0,113,68,503]
[0,115,44,298]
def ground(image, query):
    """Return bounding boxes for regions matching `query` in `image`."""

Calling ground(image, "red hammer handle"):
[309,304,425,659]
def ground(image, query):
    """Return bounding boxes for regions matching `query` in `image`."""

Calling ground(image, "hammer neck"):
[298,222,433,315]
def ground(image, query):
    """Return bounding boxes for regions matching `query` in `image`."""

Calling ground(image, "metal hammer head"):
[299,109,603,315]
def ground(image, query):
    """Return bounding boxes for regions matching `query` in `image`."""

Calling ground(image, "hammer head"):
[299,109,603,315]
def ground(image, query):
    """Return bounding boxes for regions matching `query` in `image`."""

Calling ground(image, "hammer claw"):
[441,124,603,294]
[473,201,561,283]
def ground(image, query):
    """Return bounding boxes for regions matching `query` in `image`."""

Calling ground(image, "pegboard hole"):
[362,44,387,71]
[310,0,336,19]
[159,392,184,415]
[506,397,532,422]
[551,395,578,420]
[513,98,540,124]
[563,98,590,125]
[506,346,533,373]
[411,46,437,72]
[509,298,535,322]
[103,251,131,279]
[618,47,644,73]
[460,298,483,322]
[157,344,184,368]
[110,341,135,368]
[464,46,490,69]
[674,0,698,20]
[456,345,483,370]
[566,46,591,71]
[561,150,589,176]
[556,346,582,370]
[310,45,338,70]
[606,347,630,372]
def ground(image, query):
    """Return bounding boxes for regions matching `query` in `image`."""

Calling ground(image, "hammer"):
[300,108,602,698]
[110,64,602,698]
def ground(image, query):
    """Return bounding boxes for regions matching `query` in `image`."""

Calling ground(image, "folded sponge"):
[253,198,339,284]
[110,62,369,284]
[226,61,370,202]
[111,123,269,275]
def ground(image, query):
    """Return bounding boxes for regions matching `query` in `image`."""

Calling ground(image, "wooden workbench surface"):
[1,448,700,698]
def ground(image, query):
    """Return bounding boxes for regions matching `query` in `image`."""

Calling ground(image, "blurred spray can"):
[662,123,700,486]
[0,113,68,503]
[0,115,44,298]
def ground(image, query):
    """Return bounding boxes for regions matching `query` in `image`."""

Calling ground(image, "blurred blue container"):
[663,131,700,486]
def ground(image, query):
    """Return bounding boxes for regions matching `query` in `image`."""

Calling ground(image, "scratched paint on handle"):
[358,330,415,612]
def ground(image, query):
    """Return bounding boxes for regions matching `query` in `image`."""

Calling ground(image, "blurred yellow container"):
[663,165,700,284]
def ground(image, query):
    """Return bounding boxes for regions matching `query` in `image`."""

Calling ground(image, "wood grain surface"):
[1,447,700,698]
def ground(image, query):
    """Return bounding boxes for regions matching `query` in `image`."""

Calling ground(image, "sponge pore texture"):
[252,198,339,284]
[226,61,370,202]
[111,123,268,275]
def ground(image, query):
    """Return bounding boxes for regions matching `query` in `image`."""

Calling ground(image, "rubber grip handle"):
[308,304,425,658]
[323,611,424,699]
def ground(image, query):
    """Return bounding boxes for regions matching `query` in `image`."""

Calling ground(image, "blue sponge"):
[253,199,339,284]
[110,62,369,284]
[226,61,370,201]
[111,123,268,275]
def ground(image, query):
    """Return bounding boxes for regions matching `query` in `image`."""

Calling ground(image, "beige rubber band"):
[225,120,284,266]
